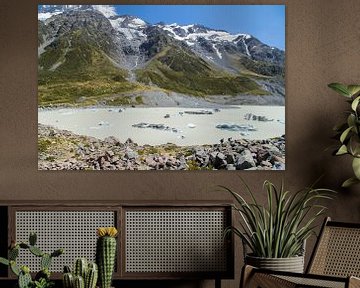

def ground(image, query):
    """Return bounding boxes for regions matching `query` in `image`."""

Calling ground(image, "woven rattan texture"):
[309,226,360,277]
[125,210,227,273]
[277,275,345,288]
[249,273,297,288]
[15,211,115,272]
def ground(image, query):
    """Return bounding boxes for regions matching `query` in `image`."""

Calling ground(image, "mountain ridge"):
[38,5,285,106]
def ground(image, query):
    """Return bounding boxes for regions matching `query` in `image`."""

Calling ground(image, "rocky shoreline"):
[38,124,285,170]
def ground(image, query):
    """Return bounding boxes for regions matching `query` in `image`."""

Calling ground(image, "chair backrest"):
[307,217,360,277]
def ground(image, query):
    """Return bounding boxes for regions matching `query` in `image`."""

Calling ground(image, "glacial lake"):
[38,106,285,146]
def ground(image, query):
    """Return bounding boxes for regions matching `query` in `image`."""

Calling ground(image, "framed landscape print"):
[38,4,285,171]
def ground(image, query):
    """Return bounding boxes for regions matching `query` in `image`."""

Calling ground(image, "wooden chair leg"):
[240,265,296,288]
[240,265,255,288]
[349,276,360,288]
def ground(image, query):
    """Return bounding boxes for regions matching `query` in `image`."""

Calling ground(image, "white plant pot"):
[245,254,305,273]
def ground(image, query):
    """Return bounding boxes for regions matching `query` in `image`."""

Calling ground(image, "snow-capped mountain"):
[109,15,147,40]
[38,5,117,20]
[38,5,285,101]
[154,22,284,72]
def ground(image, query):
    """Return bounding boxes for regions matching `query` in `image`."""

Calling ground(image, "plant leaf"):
[340,126,353,143]
[342,177,360,188]
[349,135,360,157]
[352,157,360,179]
[0,257,9,266]
[347,114,356,128]
[328,83,351,97]
[347,85,360,97]
[336,145,348,155]
[351,96,360,111]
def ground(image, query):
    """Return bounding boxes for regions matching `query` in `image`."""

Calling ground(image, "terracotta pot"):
[245,254,305,273]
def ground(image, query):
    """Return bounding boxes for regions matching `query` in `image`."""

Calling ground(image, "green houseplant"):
[222,179,334,272]
[328,83,360,187]
[0,232,63,288]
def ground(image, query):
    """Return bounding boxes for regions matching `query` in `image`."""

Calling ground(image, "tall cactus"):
[96,227,118,288]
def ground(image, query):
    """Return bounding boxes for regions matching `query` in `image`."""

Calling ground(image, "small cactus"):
[96,227,118,288]
[29,245,44,257]
[35,268,50,281]
[9,247,19,260]
[51,248,64,257]
[63,259,98,288]
[29,233,37,246]
[74,258,88,279]
[18,269,32,288]
[19,243,29,249]
[63,272,74,288]
[10,260,20,276]
[64,265,72,273]
[74,275,85,288]
[85,263,98,288]
[41,253,52,270]
[0,233,63,288]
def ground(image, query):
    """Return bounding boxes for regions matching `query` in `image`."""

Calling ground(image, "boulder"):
[104,136,122,146]
[214,152,227,169]
[125,148,138,160]
[235,149,256,170]
[225,153,235,164]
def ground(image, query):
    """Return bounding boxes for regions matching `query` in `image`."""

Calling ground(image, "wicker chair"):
[241,217,360,288]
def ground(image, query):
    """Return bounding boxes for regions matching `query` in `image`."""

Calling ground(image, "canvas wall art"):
[38,4,285,170]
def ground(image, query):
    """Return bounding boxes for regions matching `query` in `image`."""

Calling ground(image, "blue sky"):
[115,5,285,50]
[39,5,285,50]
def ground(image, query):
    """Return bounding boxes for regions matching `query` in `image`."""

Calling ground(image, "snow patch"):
[38,11,62,20]
[212,44,222,59]
[131,18,146,27]
[162,26,185,41]
[242,38,251,56]
[109,17,147,40]
[92,5,117,18]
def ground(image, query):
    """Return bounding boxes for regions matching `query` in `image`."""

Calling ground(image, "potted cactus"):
[62,258,98,288]
[0,232,64,288]
[96,227,118,288]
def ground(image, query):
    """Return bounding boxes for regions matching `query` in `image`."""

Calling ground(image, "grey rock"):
[125,138,134,145]
[225,153,235,164]
[195,147,207,158]
[261,160,272,167]
[274,162,285,170]
[235,149,256,170]
[125,148,137,159]
[106,150,115,157]
[213,152,227,169]
[104,136,122,146]
[226,164,236,170]
[111,156,120,164]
